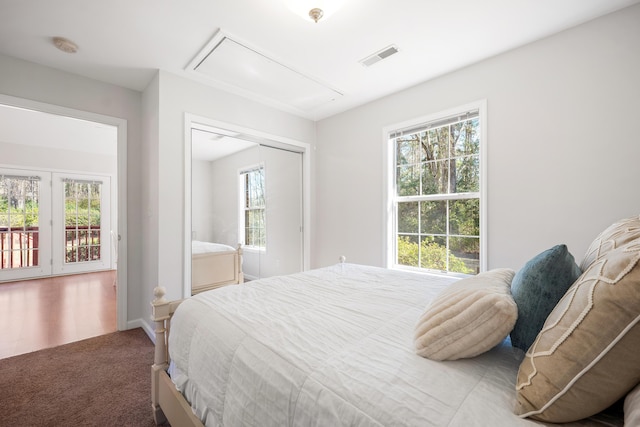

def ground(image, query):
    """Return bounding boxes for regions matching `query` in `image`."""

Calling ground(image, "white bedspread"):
[192,240,235,255]
[168,264,622,427]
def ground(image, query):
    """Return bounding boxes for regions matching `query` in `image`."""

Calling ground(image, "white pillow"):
[625,383,640,426]
[414,268,517,361]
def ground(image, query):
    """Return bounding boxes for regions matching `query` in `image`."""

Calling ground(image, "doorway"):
[0,95,127,331]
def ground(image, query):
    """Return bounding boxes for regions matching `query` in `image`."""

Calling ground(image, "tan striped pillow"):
[414,268,517,361]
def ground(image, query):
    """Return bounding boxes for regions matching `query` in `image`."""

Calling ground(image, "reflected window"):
[240,166,265,249]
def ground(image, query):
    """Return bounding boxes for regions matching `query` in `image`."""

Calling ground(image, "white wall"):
[141,72,160,330]
[153,71,316,301]
[191,158,216,243]
[0,141,117,175]
[0,54,144,324]
[314,4,640,271]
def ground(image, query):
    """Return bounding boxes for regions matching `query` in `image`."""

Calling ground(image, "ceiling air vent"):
[359,45,399,67]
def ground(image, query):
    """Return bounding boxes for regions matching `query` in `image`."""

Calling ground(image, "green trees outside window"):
[393,112,481,275]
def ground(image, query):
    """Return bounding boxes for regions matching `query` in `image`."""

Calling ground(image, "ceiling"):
[0,0,638,121]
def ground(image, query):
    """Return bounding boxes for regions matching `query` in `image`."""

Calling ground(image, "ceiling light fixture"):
[282,0,343,23]
[52,36,78,54]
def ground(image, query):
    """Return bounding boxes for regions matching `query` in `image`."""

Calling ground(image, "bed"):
[191,241,243,295]
[151,219,640,427]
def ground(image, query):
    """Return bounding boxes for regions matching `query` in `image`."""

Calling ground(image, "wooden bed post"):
[237,243,244,284]
[149,288,203,427]
[151,286,170,425]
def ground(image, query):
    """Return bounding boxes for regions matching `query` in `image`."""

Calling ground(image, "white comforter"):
[168,264,621,427]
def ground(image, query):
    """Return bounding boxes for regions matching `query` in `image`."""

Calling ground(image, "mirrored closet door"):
[190,123,304,292]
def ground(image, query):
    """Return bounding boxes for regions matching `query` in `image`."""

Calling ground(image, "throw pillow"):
[514,240,640,423]
[414,268,517,361]
[580,214,640,271]
[625,383,640,426]
[509,244,582,352]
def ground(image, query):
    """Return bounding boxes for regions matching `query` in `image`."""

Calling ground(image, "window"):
[0,174,41,269]
[63,179,103,263]
[388,104,484,275]
[241,166,266,249]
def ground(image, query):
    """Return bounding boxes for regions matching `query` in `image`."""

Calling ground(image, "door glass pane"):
[64,180,101,264]
[0,175,40,269]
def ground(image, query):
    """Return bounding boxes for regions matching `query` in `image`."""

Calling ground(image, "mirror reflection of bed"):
[191,241,243,294]
[190,123,304,295]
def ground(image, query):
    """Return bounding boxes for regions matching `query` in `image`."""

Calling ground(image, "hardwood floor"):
[0,270,117,359]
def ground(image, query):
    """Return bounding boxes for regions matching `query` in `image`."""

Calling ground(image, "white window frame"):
[52,173,111,275]
[382,100,487,275]
[238,163,266,252]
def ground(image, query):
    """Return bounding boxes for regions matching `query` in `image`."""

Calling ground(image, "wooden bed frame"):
[191,243,243,295]
[151,286,204,426]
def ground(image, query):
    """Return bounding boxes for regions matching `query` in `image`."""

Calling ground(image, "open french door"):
[52,173,111,275]
[0,168,111,281]
[0,169,52,281]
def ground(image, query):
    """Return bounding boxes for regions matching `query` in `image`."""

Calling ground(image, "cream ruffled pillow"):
[414,268,517,361]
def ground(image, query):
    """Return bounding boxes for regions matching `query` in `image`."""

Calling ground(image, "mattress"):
[168,263,623,427]
[191,241,236,255]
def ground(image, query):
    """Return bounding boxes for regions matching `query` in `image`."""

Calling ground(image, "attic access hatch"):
[187,31,342,113]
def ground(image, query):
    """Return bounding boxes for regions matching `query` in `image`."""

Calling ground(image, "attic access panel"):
[188,32,342,112]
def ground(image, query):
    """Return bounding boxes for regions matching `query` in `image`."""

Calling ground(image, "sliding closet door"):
[51,173,111,275]
[0,168,52,281]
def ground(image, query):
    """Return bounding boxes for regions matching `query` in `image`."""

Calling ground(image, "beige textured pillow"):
[580,214,640,271]
[414,268,517,361]
[515,240,640,423]
[625,383,640,426]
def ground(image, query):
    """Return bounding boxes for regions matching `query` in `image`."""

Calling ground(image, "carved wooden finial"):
[153,286,167,305]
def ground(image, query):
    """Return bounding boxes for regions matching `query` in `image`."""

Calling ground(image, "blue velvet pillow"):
[510,244,582,351]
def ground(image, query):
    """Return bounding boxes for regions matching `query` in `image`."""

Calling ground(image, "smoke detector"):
[53,37,78,54]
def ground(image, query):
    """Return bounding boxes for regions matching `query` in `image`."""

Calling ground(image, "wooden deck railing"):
[0,225,100,269]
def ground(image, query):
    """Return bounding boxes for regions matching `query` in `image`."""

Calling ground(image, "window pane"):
[397,202,418,234]
[426,127,450,160]
[420,236,447,271]
[64,180,102,263]
[420,201,446,234]
[421,160,448,195]
[453,118,480,157]
[12,213,26,228]
[0,213,8,227]
[246,169,265,208]
[450,236,480,274]
[397,235,419,267]
[449,199,479,236]
[396,136,422,165]
[453,155,479,193]
[397,165,420,196]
